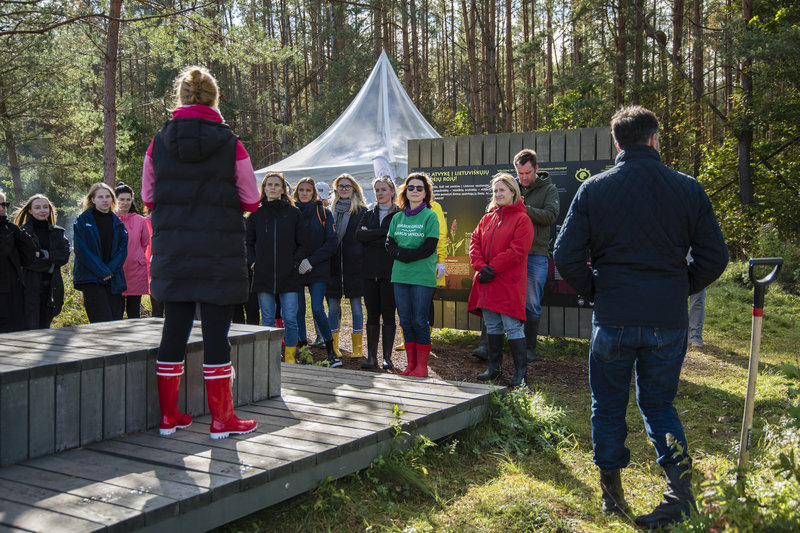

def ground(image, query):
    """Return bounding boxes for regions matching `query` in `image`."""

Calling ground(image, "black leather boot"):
[524,318,539,363]
[472,323,488,361]
[634,462,697,528]
[381,324,396,369]
[363,325,380,368]
[507,337,528,387]
[599,469,630,516]
[324,339,342,368]
[477,334,504,381]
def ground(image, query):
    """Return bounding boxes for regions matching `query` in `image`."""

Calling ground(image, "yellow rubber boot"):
[284,346,296,364]
[395,327,406,351]
[351,332,363,358]
[331,332,343,358]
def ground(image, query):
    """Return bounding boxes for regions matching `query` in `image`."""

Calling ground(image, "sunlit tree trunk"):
[103,0,122,187]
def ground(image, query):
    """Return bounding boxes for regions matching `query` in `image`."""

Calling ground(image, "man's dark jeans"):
[589,324,689,470]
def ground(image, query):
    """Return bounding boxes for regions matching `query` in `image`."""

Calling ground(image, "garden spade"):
[737,257,783,477]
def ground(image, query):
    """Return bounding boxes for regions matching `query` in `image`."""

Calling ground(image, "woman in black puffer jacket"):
[292,177,341,367]
[246,172,307,365]
[326,174,367,360]
[356,177,400,369]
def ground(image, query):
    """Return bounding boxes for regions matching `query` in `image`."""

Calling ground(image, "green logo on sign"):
[575,167,591,182]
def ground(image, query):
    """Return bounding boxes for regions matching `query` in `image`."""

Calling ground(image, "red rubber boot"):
[157,361,193,436]
[204,363,258,440]
[408,343,431,377]
[400,342,418,375]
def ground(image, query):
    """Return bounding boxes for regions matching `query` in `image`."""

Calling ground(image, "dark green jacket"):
[519,171,560,255]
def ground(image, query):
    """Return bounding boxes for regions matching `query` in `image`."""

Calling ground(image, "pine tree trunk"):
[103,0,122,187]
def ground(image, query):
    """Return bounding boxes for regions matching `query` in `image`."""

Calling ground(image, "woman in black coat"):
[0,188,36,332]
[14,194,71,329]
[246,172,307,365]
[356,177,400,369]
[292,177,341,367]
[326,174,368,360]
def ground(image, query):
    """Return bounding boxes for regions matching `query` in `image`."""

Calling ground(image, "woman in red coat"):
[467,173,534,386]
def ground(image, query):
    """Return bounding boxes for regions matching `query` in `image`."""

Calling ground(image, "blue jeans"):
[526,255,549,319]
[297,282,332,342]
[589,324,689,470]
[258,292,299,347]
[327,296,364,334]
[483,309,525,339]
[393,283,435,345]
[688,288,706,344]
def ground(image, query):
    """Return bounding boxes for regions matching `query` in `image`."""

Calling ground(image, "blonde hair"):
[14,194,56,226]
[259,173,293,205]
[487,172,521,211]
[398,172,434,210]
[82,183,117,211]
[292,177,320,203]
[331,174,367,214]
[174,66,219,109]
[371,176,397,205]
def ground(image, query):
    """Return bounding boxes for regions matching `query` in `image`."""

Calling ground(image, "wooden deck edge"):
[133,397,493,533]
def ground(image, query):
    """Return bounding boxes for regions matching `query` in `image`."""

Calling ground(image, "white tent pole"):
[381,53,396,168]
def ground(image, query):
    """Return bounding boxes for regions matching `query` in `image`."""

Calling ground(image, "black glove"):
[478,265,496,284]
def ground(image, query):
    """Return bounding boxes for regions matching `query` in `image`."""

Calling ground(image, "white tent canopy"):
[256,51,440,199]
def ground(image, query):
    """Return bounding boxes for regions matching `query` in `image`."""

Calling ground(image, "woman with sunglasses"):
[0,189,36,332]
[141,66,260,439]
[326,174,368,361]
[14,194,71,329]
[386,173,440,377]
[246,173,307,365]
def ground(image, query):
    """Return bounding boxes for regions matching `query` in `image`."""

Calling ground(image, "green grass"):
[211,261,800,532]
[54,261,800,532]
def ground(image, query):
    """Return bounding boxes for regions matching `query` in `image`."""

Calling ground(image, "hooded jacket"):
[467,200,534,322]
[148,107,249,304]
[116,212,150,296]
[246,199,307,294]
[326,205,367,299]
[519,171,559,256]
[295,200,338,285]
[20,221,70,322]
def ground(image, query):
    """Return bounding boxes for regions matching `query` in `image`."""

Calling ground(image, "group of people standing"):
[0,181,150,332]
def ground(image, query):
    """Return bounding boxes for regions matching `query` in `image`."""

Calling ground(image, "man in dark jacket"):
[553,106,729,528]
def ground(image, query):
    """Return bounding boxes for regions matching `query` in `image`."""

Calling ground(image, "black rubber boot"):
[381,324,396,369]
[324,339,342,368]
[599,469,630,516]
[507,338,528,387]
[472,323,488,361]
[363,325,380,368]
[524,318,539,363]
[634,462,697,529]
[477,334,504,381]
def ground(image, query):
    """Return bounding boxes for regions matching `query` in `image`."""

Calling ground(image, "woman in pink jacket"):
[467,173,534,387]
[115,182,151,319]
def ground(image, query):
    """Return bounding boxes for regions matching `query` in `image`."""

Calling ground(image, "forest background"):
[1,0,799,264]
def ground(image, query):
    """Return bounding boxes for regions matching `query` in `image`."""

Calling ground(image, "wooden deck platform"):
[0,364,499,533]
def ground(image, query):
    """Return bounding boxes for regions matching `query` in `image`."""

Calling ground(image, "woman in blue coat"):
[292,177,341,367]
[73,183,128,323]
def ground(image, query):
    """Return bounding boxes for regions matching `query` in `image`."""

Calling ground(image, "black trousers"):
[123,295,142,319]
[80,283,123,323]
[157,301,233,365]
[363,278,396,327]
[233,291,260,325]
